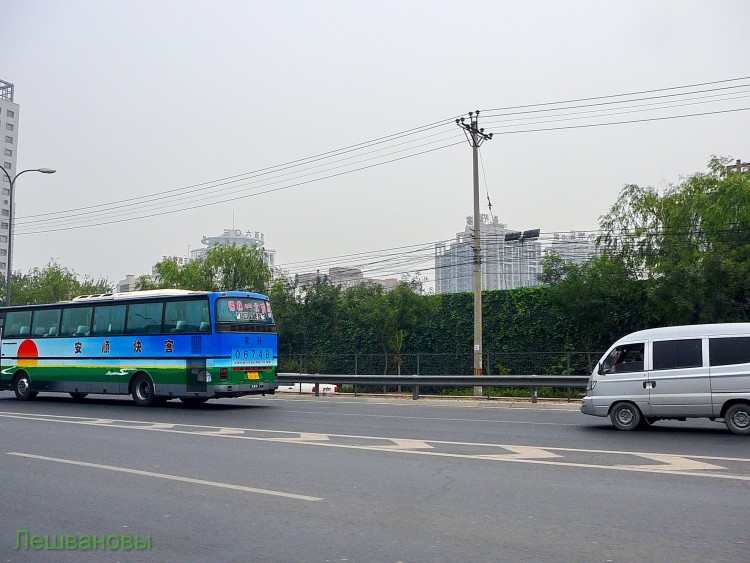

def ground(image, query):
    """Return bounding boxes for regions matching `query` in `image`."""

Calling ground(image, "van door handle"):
[643,381,656,389]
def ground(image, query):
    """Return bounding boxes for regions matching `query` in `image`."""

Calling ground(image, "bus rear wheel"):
[69,392,88,401]
[13,373,37,401]
[131,374,158,407]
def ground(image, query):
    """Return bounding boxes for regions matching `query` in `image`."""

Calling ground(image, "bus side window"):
[126,302,164,335]
[61,307,92,337]
[5,311,32,338]
[93,304,126,336]
[32,308,61,340]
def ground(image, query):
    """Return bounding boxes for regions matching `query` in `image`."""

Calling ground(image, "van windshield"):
[600,343,644,374]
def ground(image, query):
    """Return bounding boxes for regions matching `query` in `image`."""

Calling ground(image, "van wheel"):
[13,373,37,401]
[131,374,157,407]
[724,404,750,436]
[610,402,643,431]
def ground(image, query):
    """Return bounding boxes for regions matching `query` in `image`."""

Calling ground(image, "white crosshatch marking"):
[1,410,749,481]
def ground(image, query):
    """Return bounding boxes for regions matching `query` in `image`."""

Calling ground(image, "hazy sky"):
[4,0,749,287]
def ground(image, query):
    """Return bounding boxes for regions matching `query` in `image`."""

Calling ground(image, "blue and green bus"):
[0,289,278,406]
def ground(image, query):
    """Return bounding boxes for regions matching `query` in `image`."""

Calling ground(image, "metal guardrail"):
[277,373,589,402]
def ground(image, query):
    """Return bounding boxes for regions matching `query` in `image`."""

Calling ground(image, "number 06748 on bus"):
[232,347,276,367]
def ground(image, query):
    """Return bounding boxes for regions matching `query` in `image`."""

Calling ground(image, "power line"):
[481,76,750,113]
[484,107,750,137]
[16,141,464,235]
[15,76,750,234]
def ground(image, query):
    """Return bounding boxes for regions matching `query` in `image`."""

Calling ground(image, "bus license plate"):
[247,372,260,380]
[232,348,275,367]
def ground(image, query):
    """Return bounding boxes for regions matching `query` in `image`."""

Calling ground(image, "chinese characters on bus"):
[225,299,273,322]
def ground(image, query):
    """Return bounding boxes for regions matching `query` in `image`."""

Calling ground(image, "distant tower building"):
[546,231,598,265]
[295,266,398,291]
[190,227,276,269]
[725,159,749,175]
[435,215,542,294]
[0,80,19,275]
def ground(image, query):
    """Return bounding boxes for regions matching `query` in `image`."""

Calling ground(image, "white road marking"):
[6,452,322,502]
[140,423,176,430]
[199,427,246,435]
[619,453,725,472]
[280,407,580,426]
[2,410,749,481]
[477,445,562,460]
[272,432,331,442]
[369,438,434,450]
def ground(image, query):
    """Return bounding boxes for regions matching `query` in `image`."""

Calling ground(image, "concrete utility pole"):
[456,111,492,390]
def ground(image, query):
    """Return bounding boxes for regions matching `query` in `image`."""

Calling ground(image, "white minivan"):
[581,323,750,435]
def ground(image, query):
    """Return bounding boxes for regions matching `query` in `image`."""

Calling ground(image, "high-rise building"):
[190,227,276,269]
[296,267,398,291]
[0,80,19,275]
[725,159,749,175]
[546,231,598,265]
[435,215,542,294]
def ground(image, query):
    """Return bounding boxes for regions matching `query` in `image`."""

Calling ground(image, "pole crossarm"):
[455,110,493,147]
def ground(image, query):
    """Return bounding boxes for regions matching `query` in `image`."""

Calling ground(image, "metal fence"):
[277,351,602,377]
[276,373,590,401]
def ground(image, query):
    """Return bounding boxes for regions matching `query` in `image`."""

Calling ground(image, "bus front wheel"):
[131,374,158,407]
[69,392,88,400]
[13,373,37,401]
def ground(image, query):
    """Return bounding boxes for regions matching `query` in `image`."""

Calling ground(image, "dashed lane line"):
[6,452,323,501]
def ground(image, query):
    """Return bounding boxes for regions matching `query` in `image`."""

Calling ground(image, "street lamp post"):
[504,229,540,287]
[0,166,56,306]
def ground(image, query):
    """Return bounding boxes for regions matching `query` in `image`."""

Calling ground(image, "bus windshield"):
[215,297,274,324]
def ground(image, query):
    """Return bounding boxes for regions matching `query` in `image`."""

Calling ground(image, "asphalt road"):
[0,393,748,562]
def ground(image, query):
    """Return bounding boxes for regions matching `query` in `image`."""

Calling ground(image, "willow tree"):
[140,244,272,294]
[597,156,750,324]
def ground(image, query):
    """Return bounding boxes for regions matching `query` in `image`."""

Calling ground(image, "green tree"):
[9,262,112,305]
[140,244,272,293]
[539,255,649,367]
[204,244,271,293]
[384,283,429,374]
[598,156,750,324]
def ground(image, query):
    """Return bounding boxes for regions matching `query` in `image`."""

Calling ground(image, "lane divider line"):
[6,452,323,502]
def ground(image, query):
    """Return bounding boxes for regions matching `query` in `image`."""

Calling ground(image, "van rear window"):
[709,337,750,366]
[653,339,702,370]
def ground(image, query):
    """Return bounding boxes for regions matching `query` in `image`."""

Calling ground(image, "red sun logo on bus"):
[17,339,39,367]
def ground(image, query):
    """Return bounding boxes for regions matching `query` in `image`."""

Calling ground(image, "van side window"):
[709,337,750,366]
[653,339,702,370]
[600,343,644,374]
